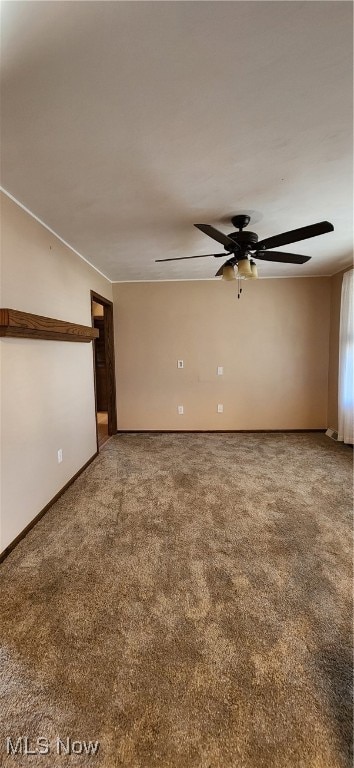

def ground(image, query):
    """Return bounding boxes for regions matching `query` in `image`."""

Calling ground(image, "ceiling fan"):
[155,215,334,285]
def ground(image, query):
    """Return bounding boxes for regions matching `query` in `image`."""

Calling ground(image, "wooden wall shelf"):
[0,308,99,342]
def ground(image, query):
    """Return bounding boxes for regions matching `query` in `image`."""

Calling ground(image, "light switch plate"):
[177,360,184,369]
[217,366,223,375]
[178,405,184,415]
[217,404,224,413]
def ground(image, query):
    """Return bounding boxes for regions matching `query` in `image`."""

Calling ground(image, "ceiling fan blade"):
[255,251,311,264]
[194,223,240,251]
[155,253,223,262]
[256,221,334,251]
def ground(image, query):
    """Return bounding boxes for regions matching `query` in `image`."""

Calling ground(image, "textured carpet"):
[0,433,352,768]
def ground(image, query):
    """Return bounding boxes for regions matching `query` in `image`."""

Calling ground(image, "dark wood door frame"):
[90,291,117,445]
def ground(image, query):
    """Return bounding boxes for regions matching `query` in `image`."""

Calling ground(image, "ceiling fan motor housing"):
[227,230,258,253]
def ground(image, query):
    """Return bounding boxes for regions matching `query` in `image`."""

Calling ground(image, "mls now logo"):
[6,736,100,756]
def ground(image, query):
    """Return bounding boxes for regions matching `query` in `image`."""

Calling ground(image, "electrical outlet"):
[217,404,223,413]
[177,360,184,369]
[57,449,63,463]
[178,405,184,415]
[217,366,223,376]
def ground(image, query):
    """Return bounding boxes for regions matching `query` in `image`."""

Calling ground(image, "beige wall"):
[327,266,353,431]
[0,193,112,552]
[113,278,331,431]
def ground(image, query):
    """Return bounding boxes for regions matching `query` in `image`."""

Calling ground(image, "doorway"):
[91,291,117,449]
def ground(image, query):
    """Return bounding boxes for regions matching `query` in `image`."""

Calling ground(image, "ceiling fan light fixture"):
[249,260,258,279]
[222,265,236,281]
[237,258,252,279]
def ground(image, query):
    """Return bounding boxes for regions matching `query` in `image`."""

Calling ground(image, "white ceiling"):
[1,1,353,281]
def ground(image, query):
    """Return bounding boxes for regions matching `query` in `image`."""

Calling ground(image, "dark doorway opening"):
[91,291,117,449]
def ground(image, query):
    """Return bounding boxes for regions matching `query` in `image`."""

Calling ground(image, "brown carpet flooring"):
[0,433,352,767]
